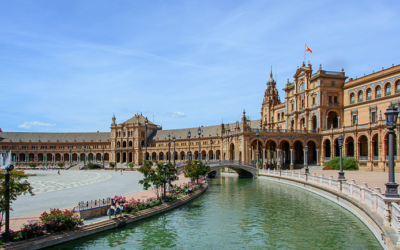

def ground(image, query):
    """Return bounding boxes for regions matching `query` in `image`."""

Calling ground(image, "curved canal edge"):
[1,183,208,250]
[258,174,396,250]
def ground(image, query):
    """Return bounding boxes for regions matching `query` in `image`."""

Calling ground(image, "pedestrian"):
[58,169,60,175]
[267,164,270,170]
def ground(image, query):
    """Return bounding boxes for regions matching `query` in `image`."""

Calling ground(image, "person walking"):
[58,169,60,175]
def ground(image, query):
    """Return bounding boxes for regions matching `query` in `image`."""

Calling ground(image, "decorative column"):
[290,149,294,170]
[316,149,319,165]
[262,148,266,165]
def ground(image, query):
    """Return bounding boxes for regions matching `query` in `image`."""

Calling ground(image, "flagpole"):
[304,44,306,64]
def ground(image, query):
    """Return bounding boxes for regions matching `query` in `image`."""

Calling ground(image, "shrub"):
[113,195,127,206]
[0,229,20,243]
[109,162,116,169]
[87,162,95,169]
[128,162,134,170]
[251,159,262,164]
[324,157,358,170]
[29,163,37,169]
[40,208,83,233]
[19,221,45,240]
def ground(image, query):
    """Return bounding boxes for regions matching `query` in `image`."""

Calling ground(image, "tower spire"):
[270,66,273,78]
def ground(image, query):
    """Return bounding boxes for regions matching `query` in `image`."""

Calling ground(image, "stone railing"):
[259,169,400,247]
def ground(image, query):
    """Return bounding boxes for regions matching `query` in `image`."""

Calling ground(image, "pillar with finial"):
[112,113,116,126]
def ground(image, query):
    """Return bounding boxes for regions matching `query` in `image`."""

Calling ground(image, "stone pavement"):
[3,170,191,232]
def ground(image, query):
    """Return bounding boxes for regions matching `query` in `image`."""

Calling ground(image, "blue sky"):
[1,0,399,132]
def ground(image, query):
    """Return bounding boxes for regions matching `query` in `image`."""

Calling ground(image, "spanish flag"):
[306,45,312,53]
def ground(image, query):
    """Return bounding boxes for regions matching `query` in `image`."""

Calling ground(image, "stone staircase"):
[69,164,83,170]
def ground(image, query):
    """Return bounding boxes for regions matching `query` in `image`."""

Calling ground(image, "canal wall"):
[259,170,399,250]
[0,183,208,250]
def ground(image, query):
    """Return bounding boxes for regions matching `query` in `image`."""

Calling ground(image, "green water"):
[48,176,382,249]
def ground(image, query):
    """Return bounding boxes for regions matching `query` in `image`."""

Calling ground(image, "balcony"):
[366,96,372,101]
[324,157,331,161]
[386,92,392,96]
[386,156,398,161]
[350,100,355,104]
[359,156,368,161]
[373,156,379,161]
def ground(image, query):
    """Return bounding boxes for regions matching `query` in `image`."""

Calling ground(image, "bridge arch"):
[208,161,256,178]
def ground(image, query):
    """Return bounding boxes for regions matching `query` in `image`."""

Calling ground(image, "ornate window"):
[366,88,372,100]
[396,81,400,93]
[358,91,363,102]
[350,93,355,104]
[385,83,391,96]
[375,85,381,98]
[299,83,305,92]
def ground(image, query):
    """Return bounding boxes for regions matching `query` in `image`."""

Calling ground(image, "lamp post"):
[3,163,14,243]
[304,144,309,174]
[338,135,345,179]
[168,134,171,164]
[173,136,176,166]
[83,146,86,171]
[163,163,167,202]
[385,105,399,197]
[256,129,260,164]
[145,117,148,163]
[210,139,213,161]
[188,130,191,161]
[198,127,201,161]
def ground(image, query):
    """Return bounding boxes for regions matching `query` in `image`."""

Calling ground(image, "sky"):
[1,0,399,132]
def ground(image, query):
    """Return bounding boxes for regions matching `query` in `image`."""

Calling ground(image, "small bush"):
[40,208,83,233]
[324,156,358,170]
[29,163,37,169]
[57,162,64,168]
[128,162,134,170]
[87,163,95,169]
[19,221,45,240]
[109,162,116,169]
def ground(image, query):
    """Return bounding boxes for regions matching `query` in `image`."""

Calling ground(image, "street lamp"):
[198,127,201,161]
[163,163,167,202]
[385,105,399,197]
[145,117,148,163]
[83,146,86,171]
[188,130,191,161]
[304,144,309,174]
[256,129,260,164]
[102,146,105,169]
[3,163,14,243]
[173,136,176,166]
[69,147,72,168]
[114,148,117,172]
[338,135,345,180]
[168,134,171,164]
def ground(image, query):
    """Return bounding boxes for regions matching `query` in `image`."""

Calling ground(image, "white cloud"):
[168,112,187,118]
[18,121,56,129]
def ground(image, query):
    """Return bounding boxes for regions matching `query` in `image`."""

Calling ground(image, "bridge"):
[176,160,257,178]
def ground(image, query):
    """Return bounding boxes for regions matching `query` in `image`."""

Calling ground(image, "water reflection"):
[46,176,382,249]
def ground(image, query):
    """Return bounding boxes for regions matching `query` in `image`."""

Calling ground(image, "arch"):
[19,153,26,161]
[129,152,133,162]
[63,153,69,162]
[251,140,263,163]
[105,153,110,161]
[366,88,372,100]
[372,133,379,158]
[46,153,52,161]
[209,165,254,178]
[300,117,306,129]
[229,143,235,161]
[80,153,86,162]
[116,141,121,148]
[385,82,392,96]
[159,152,164,161]
[306,140,317,164]
[152,152,157,160]
[194,150,199,160]
[357,90,364,102]
[122,141,127,148]
[72,153,78,161]
[277,113,281,121]
[333,138,340,157]
[55,153,61,161]
[327,111,339,129]
[179,151,185,161]
[122,152,127,163]
[375,85,382,98]
[38,153,44,161]
[323,139,331,158]
[216,150,221,160]
[396,80,400,93]
[345,136,355,157]
[281,140,290,166]
[293,140,304,164]
[96,153,102,161]
[88,153,94,161]
[116,152,121,163]
[311,115,317,130]
[208,150,214,160]
[358,135,369,158]
[201,150,206,160]
[129,141,133,147]
[350,92,355,104]
[28,153,34,161]
[173,151,178,161]
[290,120,294,128]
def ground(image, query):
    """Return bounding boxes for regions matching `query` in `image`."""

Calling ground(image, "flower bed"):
[0,209,83,243]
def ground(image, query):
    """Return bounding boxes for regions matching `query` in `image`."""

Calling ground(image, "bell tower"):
[261,67,281,128]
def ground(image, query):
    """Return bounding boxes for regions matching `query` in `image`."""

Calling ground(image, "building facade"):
[1,62,399,171]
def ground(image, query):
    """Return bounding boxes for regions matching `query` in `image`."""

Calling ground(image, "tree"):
[0,170,34,229]
[138,161,178,200]
[57,162,64,169]
[28,163,37,169]
[87,162,94,169]
[109,162,116,169]
[128,162,134,170]
[182,160,210,184]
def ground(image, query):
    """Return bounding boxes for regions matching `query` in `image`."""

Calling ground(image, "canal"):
[48,175,382,249]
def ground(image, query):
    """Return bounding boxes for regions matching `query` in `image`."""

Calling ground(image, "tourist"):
[58,169,60,175]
